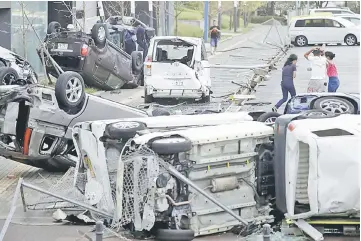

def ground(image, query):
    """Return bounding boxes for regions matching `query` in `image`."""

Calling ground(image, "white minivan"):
[143,36,211,103]
[289,16,360,46]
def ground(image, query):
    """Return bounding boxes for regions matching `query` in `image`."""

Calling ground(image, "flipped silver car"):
[0,71,147,171]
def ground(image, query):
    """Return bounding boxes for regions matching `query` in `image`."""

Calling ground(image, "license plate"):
[57,43,68,50]
[173,81,183,86]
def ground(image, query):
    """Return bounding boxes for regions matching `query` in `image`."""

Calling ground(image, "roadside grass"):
[38,75,100,94]
[177,8,252,39]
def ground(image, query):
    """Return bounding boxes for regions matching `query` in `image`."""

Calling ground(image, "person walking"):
[304,46,328,92]
[324,51,340,92]
[209,20,220,55]
[272,54,298,112]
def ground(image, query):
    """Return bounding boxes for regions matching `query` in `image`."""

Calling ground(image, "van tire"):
[345,34,357,46]
[0,67,19,85]
[295,36,308,47]
[149,137,192,155]
[257,112,281,124]
[104,121,146,139]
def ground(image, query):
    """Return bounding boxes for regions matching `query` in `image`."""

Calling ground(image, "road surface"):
[0,21,359,241]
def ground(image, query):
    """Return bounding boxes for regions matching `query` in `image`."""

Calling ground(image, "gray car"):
[0,71,148,171]
[40,20,145,90]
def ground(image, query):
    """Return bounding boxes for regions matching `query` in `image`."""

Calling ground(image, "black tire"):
[55,71,86,109]
[152,108,171,116]
[295,35,308,47]
[131,51,143,73]
[0,67,19,85]
[257,112,281,124]
[312,96,355,114]
[91,23,108,48]
[144,89,153,103]
[297,109,337,120]
[104,121,146,139]
[155,229,195,241]
[47,21,61,34]
[345,34,357,46]
[149,136,192,155]
[29,158,70,172]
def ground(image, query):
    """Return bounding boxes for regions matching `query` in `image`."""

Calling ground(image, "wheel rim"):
[264,117,277,124]
[98,26,106,41]
[113,122,140,129]
[346,36,355,45]
[2,73,16,85]
[319,99,349,114]
[297,37,306,46]
[65,77,83,103]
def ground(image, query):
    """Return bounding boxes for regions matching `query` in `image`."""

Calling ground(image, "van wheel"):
[257,112,281,124]
[345,34,357,46]
[149,137,192,155]
[295,36,308,47]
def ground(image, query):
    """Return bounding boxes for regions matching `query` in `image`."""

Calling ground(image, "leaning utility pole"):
[217,1,222,28]
[233,0,237,32]
[148,1,153,28]
[131,1,135,17]
[203,1,209,42]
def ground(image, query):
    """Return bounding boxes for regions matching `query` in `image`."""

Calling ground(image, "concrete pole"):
[203,1,209,42]
[307,1,310,14]
[217,1,222,28]
[131,1,135,17]
[148,1,153,27]
[243,3,247,28]
[95,221,104,241]
[159,1,165,36]
[233,1,237,32]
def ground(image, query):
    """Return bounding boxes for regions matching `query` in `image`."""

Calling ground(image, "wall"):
[0,8,11,49]
[11,1,47,74]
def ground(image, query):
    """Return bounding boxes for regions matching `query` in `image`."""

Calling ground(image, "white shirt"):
[308,53,327,80]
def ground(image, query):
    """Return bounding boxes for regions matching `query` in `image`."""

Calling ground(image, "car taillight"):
[23,128,33,155]
[81,44,89,56]
[288,123,296,132]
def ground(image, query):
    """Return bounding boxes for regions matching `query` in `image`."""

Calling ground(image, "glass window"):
[295,20,305,27]
[11,1,47,74]
[331,10,342,14]
[350,18,360,25]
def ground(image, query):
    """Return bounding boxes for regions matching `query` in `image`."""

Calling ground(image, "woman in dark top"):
[272,54,298,112]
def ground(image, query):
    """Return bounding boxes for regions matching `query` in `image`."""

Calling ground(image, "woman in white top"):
[304,46,328,93]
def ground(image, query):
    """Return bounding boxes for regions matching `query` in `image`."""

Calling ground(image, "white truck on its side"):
[72,111,360,241]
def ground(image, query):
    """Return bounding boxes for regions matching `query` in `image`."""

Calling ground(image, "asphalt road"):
[0,21,359,241]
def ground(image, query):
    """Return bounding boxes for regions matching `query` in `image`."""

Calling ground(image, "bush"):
[249,16,286,24]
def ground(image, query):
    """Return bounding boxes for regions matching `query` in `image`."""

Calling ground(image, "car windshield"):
[153,39,195,66]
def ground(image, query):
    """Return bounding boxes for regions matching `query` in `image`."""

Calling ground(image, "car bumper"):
[150,89,204,99]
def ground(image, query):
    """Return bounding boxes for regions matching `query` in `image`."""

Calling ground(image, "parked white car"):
[309,7,357,16]
[143,36,211,103]
[338,14,360,25]
[289,16,360,46]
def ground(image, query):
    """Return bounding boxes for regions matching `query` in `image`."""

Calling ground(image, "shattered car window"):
[153,39,194,66]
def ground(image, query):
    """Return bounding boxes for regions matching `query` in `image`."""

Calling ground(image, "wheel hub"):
[65,77,82,103]
[320,99,348,113]
[113,122,139,129]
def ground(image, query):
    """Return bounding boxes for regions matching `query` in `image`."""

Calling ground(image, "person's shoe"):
[272,107,278,112]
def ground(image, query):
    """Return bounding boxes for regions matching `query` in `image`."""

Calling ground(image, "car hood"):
[0,46,17,62]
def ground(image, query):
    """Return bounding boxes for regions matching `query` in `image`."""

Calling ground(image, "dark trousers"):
[275,83,296,108]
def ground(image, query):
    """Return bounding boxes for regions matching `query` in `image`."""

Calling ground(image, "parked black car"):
[39,17,152,90]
